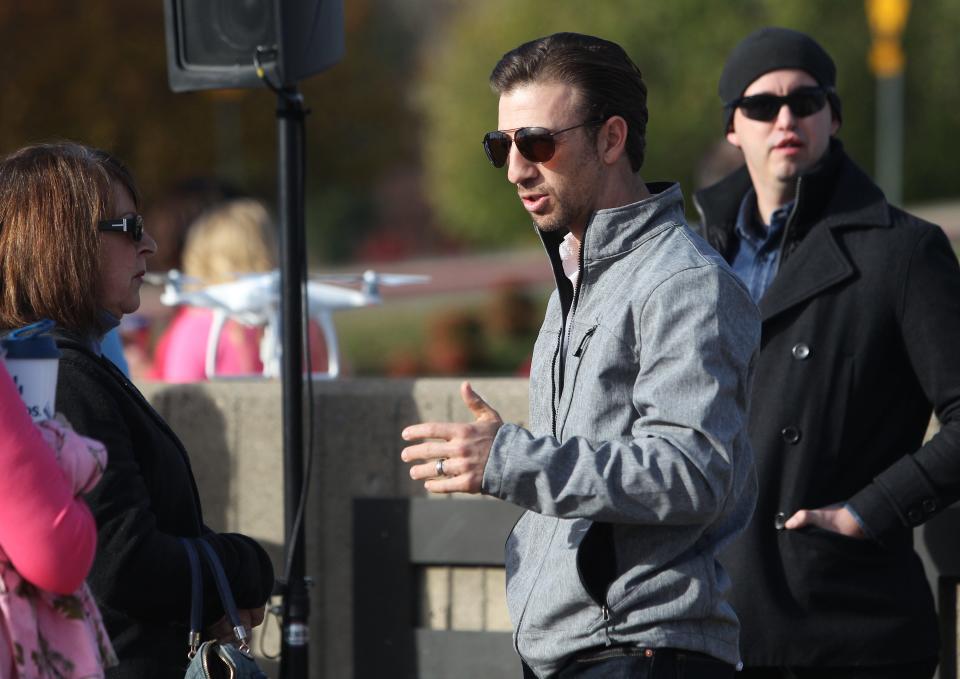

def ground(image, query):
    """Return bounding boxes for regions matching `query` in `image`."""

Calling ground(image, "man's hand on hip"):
[401,381,503,494]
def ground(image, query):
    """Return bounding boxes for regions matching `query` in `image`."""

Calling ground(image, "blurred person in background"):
[150,197,328,381]
[0,142,275,679]
[116,178,240,380]
[403,32,759,679]
[144,177,241,275]
[150,198,275,381]
[0,351,115,677]
[694,27,960,679]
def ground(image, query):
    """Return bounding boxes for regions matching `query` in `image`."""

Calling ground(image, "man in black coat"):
[695,27,960,679]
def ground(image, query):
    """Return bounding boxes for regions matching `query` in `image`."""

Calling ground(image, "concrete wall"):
[140,377,960,678]
[140,377,529,679]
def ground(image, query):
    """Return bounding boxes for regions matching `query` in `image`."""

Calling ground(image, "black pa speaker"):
[163,0,344,92]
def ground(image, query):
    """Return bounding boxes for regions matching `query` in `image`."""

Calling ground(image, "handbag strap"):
[196,538,252,653]
[179,537,203,658]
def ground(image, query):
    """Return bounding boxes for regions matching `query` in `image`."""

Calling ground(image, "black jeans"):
[737,659,938,679]
[522,647,735,678]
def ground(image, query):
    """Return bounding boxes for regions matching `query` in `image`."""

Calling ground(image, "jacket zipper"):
[692,193,707,232]
[776,176,803,265]
[575,538,614,643]
[693,177,805,263]
[550,329,562,437]
[563,247,612,640]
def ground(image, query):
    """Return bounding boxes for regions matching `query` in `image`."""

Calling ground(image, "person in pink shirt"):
[150,198,327,381]
[0,354,116,678]
[150,199,272,382]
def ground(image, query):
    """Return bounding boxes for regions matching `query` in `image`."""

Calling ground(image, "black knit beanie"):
[719,27,841,130]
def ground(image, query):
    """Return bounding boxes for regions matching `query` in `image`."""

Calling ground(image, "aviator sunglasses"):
[730,86,829,122]
[483,118,606,168]
[98,214,144,242]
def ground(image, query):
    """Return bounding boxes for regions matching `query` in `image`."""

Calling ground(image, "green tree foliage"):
[902,1,960,201]
[417,0,959,247]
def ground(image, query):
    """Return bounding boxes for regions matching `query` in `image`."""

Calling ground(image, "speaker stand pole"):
[277,84,310,679]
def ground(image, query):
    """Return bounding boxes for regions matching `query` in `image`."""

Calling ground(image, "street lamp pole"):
[866,0,911,207]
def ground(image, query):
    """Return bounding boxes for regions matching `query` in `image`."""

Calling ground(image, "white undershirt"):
[558,232,581,358]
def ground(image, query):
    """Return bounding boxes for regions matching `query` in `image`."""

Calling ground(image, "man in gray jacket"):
[402,32,759,679]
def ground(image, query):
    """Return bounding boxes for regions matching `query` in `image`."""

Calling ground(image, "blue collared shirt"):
[729,189,794,303]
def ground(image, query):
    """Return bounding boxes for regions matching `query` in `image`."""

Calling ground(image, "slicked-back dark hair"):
[490,32,648,172]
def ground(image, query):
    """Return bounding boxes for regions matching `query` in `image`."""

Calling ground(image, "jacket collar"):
[695,140,892,323]
[694,139,890,258]
[539,181,686,286]
[538,182,686,316]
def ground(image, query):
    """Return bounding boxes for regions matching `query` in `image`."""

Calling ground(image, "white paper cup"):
[2,322,61,422]
[5,357,59,421]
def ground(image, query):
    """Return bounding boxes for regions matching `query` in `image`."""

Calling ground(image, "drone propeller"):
[312,270,427,285]
[313,270,429,295]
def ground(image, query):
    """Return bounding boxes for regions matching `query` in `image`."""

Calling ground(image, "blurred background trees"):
[420,0,960,247]
[0,0,956,375]
[0,0,955,261]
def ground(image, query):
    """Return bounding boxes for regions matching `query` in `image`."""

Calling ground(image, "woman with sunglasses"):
[0,142,274,679]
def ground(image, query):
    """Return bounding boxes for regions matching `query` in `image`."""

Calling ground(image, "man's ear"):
[726,126,740,149]
[599,116,629,165]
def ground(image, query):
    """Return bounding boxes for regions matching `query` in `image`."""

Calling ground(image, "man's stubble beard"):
[531,149,601,234]
[531,197,587,233]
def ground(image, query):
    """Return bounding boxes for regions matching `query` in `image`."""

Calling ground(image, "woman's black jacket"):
[54,337,275,679]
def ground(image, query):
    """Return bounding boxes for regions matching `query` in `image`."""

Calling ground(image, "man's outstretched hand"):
[401,381,503,494]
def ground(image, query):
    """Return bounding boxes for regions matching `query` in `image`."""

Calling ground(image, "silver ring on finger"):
[435,458,447,477]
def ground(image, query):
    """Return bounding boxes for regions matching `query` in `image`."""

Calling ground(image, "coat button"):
[907,508,923,524]
[781,426,802,444]
[774,512,787,530]
[922,498,937,513]
[791,343,811,360]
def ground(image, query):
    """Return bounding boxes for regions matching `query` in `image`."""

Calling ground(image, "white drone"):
[146,268,428,379]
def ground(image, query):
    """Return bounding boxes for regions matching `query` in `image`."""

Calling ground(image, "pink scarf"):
[0,418,117,679]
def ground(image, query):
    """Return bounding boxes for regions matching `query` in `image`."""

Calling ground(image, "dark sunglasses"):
[483,118,606,168]
[730,86,829,122]
[98,214,144,242]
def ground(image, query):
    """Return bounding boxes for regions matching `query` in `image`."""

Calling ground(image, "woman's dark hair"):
[0,142,140,335]
[490,32,649,172]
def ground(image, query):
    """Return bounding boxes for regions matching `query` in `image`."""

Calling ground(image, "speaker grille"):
[180,0,276,68]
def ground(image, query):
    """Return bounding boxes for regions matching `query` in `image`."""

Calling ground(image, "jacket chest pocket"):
[572,325,597,358]
[557,324,600,436]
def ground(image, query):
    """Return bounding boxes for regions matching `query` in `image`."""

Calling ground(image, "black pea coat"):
[53,337,275,679]
[694,141,960,667]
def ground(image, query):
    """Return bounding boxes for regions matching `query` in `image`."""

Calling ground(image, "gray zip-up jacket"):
[482,183,760,678]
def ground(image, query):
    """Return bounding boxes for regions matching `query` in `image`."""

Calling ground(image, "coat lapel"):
[759,223,854,322]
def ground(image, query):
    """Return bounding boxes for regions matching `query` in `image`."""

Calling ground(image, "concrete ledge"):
[140,377,529,679]
[138,377,960,678]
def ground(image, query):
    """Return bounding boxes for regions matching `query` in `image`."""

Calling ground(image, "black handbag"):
[180,537,268,679]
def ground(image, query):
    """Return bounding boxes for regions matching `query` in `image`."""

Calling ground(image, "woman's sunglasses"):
[482,118,606,168]
[98,214,144,242]
[730,86,829,122]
